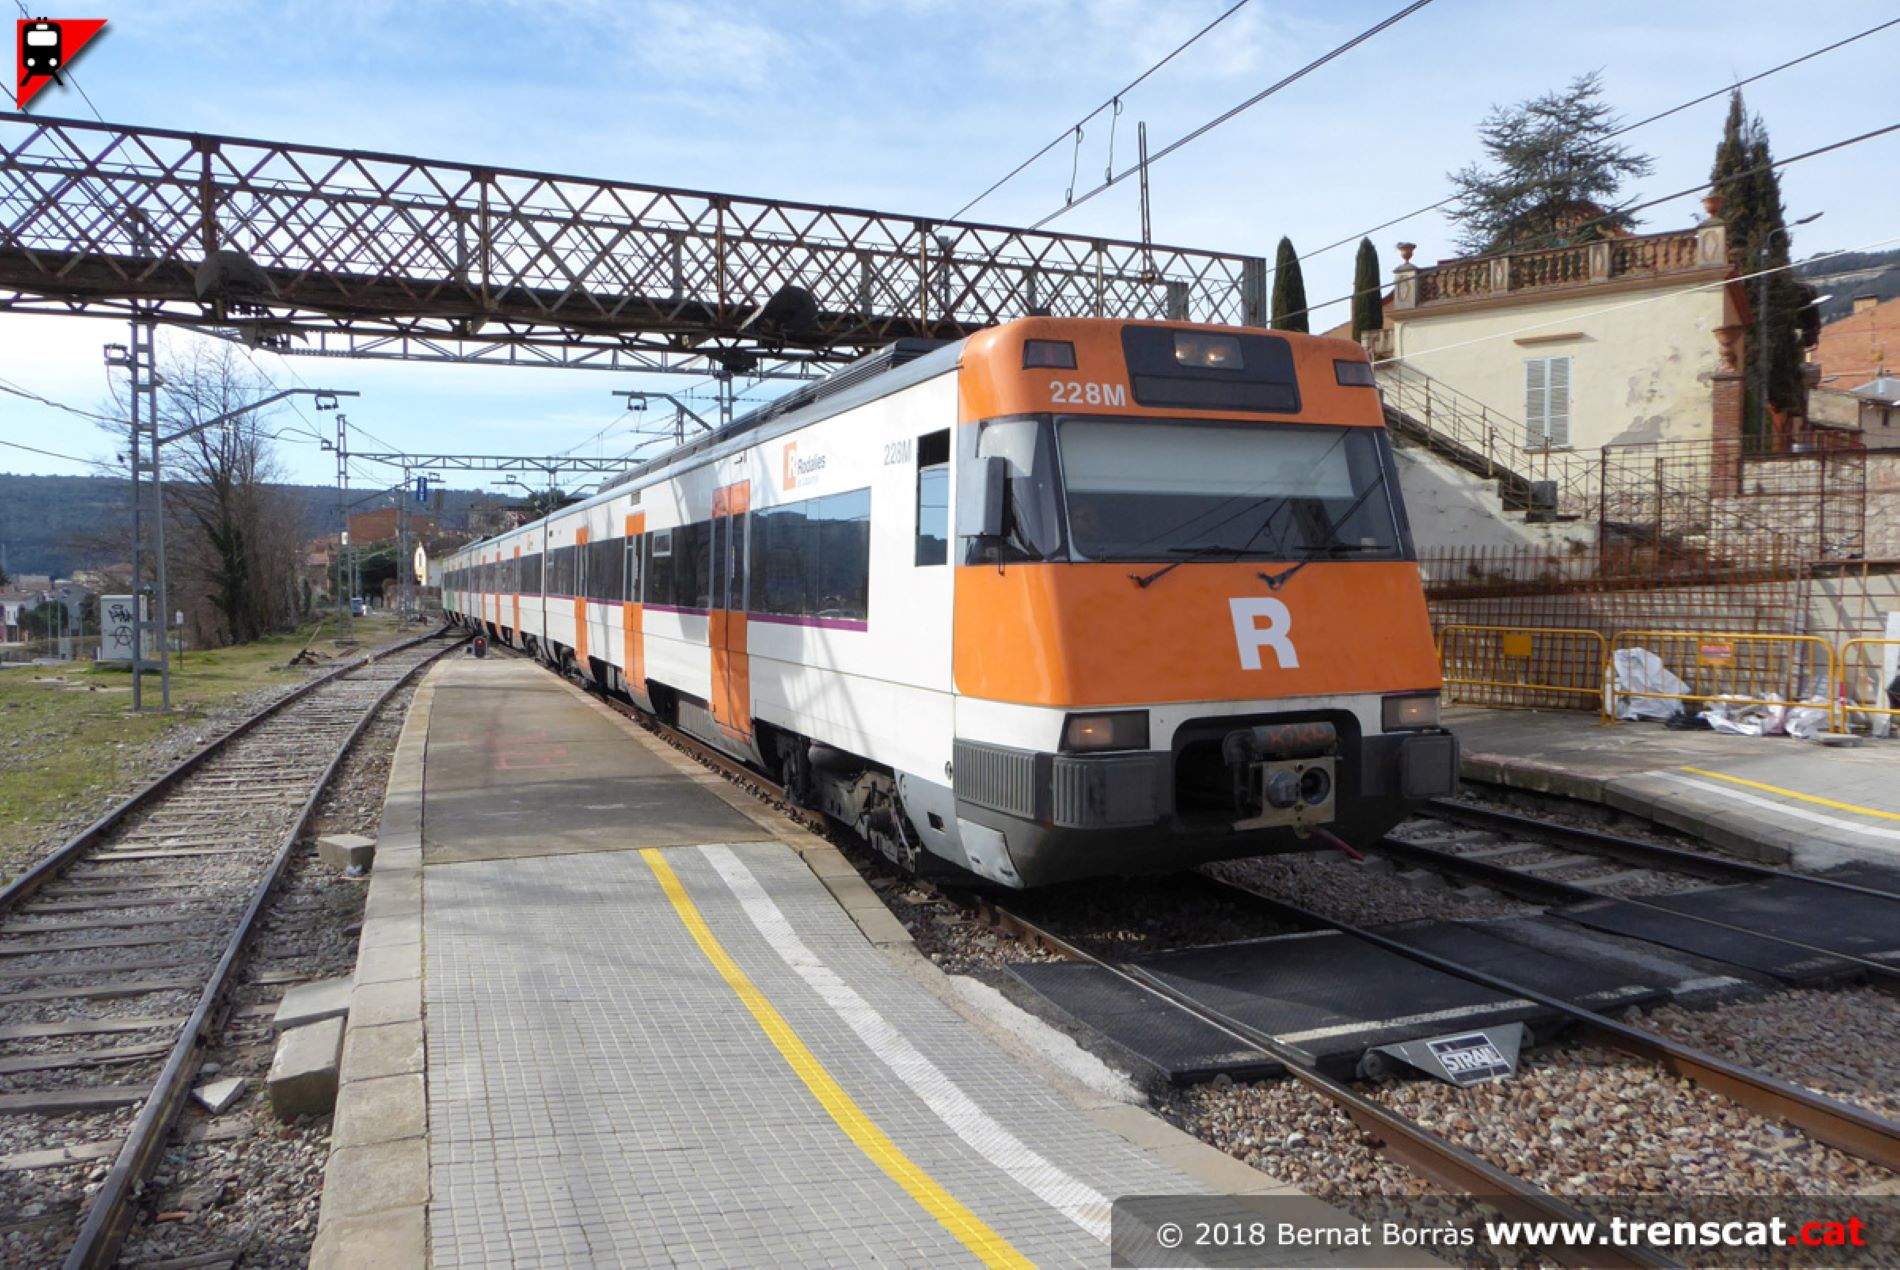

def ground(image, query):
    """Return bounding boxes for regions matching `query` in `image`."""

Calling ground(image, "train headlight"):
[1173,332,1242,370]
[1382,693,1440,731]
[1060,710,1149,753]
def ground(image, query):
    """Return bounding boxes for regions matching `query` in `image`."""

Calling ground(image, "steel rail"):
[0,627,448,917]
[59,630,464,1269]
[1202,875,1900,1175]
[964,896,1666,1270]
[1425,796,1900,903]
[1395,816,1900,994]
[1374,835,1900,995]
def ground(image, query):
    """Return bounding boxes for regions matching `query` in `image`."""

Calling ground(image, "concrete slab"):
[308,1204,425,1270]
[1450,706,1900,871]
[317,833,376,872]
[319,1136,428,1224]
[333,1073,425,1148]
[268,1017,344,1119]
[192,1076,246,1114]
[271,976,352,1032]
[340,1021,424,1082]
[420,659,769,864]
[349,977,420,1029]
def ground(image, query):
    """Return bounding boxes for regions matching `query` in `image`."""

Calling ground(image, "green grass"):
[0,613,403,877]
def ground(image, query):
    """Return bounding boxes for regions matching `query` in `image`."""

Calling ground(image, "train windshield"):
[1057,418,1404,563]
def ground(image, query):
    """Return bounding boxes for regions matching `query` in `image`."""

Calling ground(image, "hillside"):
[1798,247,1900,322]
[0,472,504,579]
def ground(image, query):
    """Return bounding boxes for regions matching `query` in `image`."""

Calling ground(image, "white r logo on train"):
[1229,597,1300,670]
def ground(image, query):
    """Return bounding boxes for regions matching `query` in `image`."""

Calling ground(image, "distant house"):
[346,507,437,545]
[1811,293,1897,391]
[1376,213,1747,453]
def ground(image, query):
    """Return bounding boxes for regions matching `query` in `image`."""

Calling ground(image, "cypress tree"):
[1271,237,1309,333]
[1710,90,1817,445]
[1351,238,1382,338]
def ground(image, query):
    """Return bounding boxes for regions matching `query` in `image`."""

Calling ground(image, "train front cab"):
[929,319,1458,888]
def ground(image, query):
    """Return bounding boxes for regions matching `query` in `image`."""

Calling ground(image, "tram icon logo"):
[15,16,107,110]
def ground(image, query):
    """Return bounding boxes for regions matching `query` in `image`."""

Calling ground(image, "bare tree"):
[100,341,310,646]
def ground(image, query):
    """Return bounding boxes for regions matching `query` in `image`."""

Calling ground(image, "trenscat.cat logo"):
[781,442,826,492]
[15,17,107,110]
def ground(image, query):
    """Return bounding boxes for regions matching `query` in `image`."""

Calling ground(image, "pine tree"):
[1446,72,1654,255]
[1351,238,1382,338]
[1711,90,1818,445]
[1270,237,1309,333]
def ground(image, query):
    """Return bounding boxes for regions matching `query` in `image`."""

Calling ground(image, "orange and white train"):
[441,317,1456,887]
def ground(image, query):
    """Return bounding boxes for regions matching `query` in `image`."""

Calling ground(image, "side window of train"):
[646,530,673,607]
[915,430,950,566]
[625,538,641,603]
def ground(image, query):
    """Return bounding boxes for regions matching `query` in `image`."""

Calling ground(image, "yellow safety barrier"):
[1838,638,1900,734]
[1436,624,1609,715]
[1608,630,1837,727]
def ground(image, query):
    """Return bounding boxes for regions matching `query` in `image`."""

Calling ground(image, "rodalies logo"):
[781,441,827,491]
[15,16,107,110]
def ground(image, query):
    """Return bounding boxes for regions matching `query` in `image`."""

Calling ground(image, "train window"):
[748,488,871,624]
[624,539,641,603]
[724,515,748,611]
[969,417,1063,563]
[1057,419,1403,562]
[915,430,949,567]
[646,530,674,607]
[685,522,714,611]
[521,552,543,593]
[586,538,623,602]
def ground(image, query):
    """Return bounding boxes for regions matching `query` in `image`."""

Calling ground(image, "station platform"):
[311,657,1326,1268]
[1449,706,1900,874]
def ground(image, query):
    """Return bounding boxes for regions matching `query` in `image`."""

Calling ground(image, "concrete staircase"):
[1376,360,1587,521]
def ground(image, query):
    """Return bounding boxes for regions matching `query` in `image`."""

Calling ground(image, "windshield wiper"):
[1259,468,1393,591]
[1258,543,1383,591]
[1130,543,1255,589]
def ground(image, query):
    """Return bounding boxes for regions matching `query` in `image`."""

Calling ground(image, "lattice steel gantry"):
[0,113,1269,376]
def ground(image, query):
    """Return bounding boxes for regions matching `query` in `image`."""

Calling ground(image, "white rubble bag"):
[1612,647,1689,721]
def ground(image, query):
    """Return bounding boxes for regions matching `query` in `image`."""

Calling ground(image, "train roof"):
[451,336,963,556]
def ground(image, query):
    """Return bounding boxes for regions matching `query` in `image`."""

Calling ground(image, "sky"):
[2,0,1897,494]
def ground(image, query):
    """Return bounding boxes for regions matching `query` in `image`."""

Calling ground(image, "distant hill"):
[1797,248,1900,323]
[0,472,506,578]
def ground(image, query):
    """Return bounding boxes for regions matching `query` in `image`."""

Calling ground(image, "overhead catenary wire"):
[1267,15,1900,288]
[0,377,121,424]
[948,0,1257,221]
[0,436,101,466]
[1032,0,1439,229]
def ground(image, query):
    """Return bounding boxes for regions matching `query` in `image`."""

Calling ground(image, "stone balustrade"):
[1393,221,1728,311]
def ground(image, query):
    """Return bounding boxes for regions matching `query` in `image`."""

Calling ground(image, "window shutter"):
[1546,356,1571,448]
[1524,358,1549,447]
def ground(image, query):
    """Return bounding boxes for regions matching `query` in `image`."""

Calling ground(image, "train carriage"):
[442,316,1457,887]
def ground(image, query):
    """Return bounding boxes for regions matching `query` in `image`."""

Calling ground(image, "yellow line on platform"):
[1680,767,1900,822]
[639,848,1030,1269]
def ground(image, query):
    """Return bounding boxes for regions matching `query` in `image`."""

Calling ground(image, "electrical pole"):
[335,412,350,626]
[140,319,171,710]
[121,323,143,711]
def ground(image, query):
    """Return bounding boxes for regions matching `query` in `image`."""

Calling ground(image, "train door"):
[511,545,521,640]
[709,481,751,740]
[623,512,648,706]
[573,527,590,668]
[588,520,613,676]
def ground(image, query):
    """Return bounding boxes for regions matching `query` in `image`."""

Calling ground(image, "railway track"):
[542,655,1899,1264]
[1383,799,1900,994]
[0,628,463,1269]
